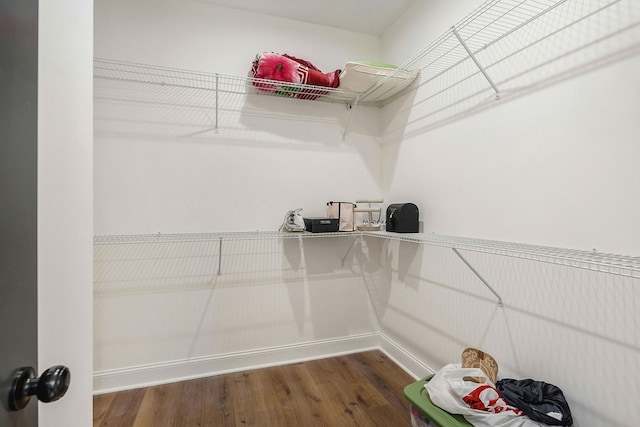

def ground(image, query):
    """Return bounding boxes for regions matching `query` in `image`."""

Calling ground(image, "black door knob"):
[8,365,71,411]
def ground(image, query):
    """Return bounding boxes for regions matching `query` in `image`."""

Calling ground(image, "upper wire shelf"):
[94,1,640,139]
[93,57,375,139]
[390,0,640,136]
[93,58,360,105]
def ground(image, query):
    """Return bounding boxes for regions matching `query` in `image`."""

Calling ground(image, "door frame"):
[36,0,94,425]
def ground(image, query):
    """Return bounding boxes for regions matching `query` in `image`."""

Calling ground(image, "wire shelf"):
[391,0,640,136]
[93,57,373,138]
[94,1,640,139]
[94,58,360,105]
[94,231,640,278]
[93,231,355,245]
[366,232,640,278]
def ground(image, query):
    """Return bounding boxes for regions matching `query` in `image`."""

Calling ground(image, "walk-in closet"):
[16,0,638,425]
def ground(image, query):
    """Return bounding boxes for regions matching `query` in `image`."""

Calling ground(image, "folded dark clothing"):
[496,378,573,426]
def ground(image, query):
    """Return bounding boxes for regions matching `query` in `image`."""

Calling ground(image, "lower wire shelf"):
[367,232,640,279]
[94,230,640,279]
[93,230,351,245]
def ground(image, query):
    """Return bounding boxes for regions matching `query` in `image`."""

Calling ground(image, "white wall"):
[39,0,93,426]
[382,0,640,256]
[93,0,640,425]
[94,0,384,234]
[93,0,384,391]
[379,1,640,426]
[94,0,381,75]
[93,236,381,391]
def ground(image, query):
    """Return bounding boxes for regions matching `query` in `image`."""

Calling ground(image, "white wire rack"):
[94,231,357,276]
[93,57,362,103]
[94,1,640,139]
[93,231,351,245]
[366,232,640,279]
[94,231,640,278]
[391,0,640,136]
[93,57,369,139]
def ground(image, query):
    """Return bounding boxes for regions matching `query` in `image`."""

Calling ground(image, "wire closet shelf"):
[389,0,640,134]
[92,231,350,245]
[368,232,640,279]
[93,58,361,107]
[94,0,640,138]
[93,57,380,139]
[94,231,640,279]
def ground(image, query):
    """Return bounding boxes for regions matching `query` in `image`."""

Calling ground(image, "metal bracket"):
[217,237,223,275]
[452,248,503,307]
[452,27,501,100]
[342,95,361,141]
[214,74,219,134]
[341,234,361,267]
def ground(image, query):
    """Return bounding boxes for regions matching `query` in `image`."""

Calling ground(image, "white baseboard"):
[376,332,434,380]
[93,332,435,394]
[94,333,381,394]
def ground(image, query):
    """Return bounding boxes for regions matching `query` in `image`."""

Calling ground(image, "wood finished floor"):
[93,350,416,427]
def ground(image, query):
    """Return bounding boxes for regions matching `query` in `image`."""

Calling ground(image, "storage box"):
[404,375,472,427]
[303,217,339,233]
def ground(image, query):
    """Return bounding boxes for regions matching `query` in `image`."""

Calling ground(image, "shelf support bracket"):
[214,74,219,134]
[217,237,223,275]
[452,27,501,100]
[341,234,361,267]
[452,248,503,307]
[342,95,361,141]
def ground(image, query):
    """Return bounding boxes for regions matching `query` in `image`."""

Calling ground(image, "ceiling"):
[199,0,417,36]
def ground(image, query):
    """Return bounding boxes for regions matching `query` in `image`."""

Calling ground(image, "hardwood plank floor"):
[94,350,416,426]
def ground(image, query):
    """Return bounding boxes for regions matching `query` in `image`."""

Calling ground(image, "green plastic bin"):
[404,375,473,427]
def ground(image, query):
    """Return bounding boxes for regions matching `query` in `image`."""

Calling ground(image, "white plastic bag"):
[426,364,546,427]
